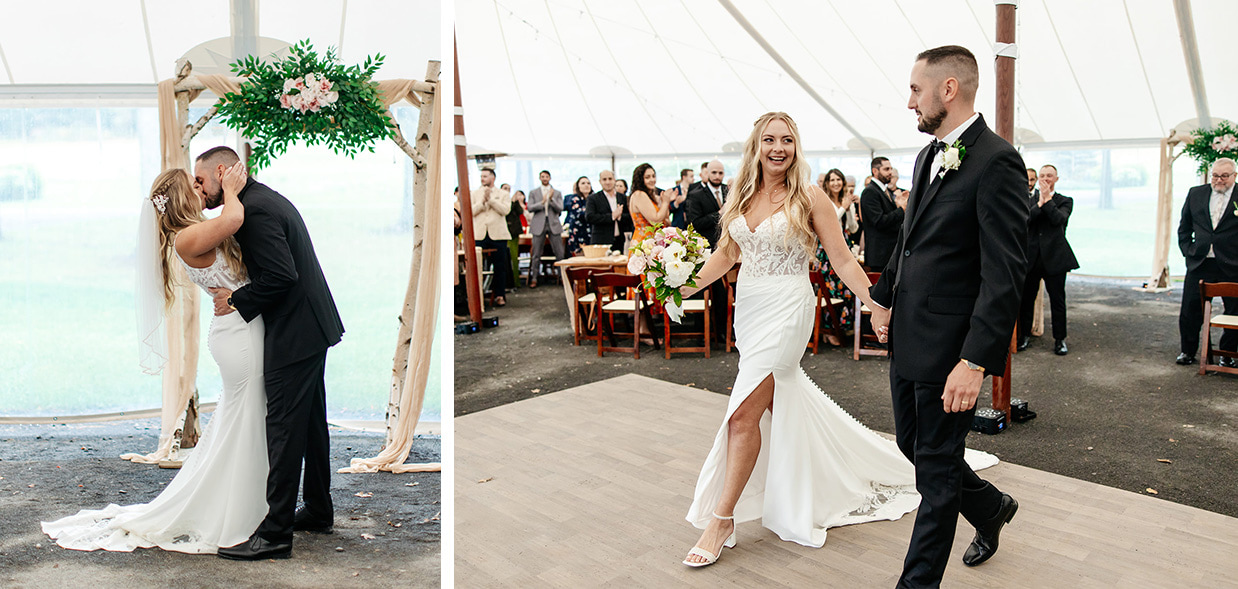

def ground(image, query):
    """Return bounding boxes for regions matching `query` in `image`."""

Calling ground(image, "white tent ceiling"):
[0,0,441,102]
[456,0,1235,156]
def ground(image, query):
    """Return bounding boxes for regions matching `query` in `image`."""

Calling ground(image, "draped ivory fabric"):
[128,73,439,472]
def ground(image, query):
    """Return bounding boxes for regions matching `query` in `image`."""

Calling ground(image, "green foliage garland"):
[216,40,394,170]
[1182,120,1238,176]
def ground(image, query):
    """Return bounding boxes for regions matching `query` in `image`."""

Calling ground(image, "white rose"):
[664,259,693,287]
[662,242,686,262]
[943,148,961,170]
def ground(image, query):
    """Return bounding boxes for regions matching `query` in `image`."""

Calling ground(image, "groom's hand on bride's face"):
[942,361,982,413]
[208,287,235,316]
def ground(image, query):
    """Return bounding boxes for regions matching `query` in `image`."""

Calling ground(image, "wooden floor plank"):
[457,374,1238,587]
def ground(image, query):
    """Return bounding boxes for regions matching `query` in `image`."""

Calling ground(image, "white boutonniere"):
[937,140,966,180]
[1232,201,1237,217]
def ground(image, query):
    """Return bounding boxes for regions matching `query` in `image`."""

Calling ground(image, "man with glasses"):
[1176,157,1238,366]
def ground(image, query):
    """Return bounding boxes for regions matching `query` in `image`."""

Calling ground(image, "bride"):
[41,162,270,553]
[680,112,996,566]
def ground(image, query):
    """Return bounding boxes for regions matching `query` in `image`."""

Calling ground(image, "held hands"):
[208,287,235,316]
[870,305,891,343]
[221,161,247,197]
[942,360,983,413]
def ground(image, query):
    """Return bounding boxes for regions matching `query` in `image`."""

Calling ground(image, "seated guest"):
[585,170,632,252]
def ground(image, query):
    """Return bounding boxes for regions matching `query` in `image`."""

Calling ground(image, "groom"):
[870,46,1029,587]
[194,146,345,560]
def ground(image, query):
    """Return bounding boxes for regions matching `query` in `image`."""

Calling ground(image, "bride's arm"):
[682,241,738,298]
[808,186,888,323]
[175,162,248,259]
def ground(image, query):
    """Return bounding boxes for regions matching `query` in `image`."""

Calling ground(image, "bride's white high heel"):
[682,513,737,568]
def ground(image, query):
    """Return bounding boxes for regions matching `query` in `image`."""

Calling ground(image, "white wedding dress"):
[685,210,998,547]
[42,249,269,553]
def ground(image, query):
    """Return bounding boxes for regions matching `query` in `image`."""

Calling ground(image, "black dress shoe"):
[217,533,292,560]
[962,493,1018,567]
[1220,357,1238,369]
[1053,339,1068,355]
[1176,353,1196,365]
[294,506,334,534]
[1016,336,1030,352]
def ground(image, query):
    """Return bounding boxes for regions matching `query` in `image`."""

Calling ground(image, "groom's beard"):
[204,188,224,209]
[917,103,947,135]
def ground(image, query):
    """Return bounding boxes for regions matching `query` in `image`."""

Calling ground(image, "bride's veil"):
[136,196,167,375]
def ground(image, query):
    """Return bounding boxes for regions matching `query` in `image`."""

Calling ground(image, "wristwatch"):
[226,296,236,311]
[962,359,985,374]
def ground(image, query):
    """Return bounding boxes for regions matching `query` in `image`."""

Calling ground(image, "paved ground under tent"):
[0,421,440,588]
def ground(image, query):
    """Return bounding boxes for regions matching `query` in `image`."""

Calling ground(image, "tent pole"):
[454,32,484,323]
[991,0,1017,423]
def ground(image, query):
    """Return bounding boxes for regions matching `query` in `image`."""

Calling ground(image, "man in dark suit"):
[585,169,632,252]
[683,159,728,248]
[1175,157,1238,366]
[194,147,344,560]
[860,156,907,271]
[1018,164,1079,355]
[870,46,1028,587]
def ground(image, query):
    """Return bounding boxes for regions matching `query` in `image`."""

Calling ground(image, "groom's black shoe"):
[294,506,334,534]
[962,493,1018,567]
[217,533,292,560]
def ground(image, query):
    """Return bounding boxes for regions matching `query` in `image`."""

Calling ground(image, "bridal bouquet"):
[626,225,711,323]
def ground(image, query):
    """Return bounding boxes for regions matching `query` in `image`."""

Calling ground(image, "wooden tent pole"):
[991,0,1017,421]
[454,32,484,322]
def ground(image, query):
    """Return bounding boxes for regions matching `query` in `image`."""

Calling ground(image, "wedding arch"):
[122,52,441,474]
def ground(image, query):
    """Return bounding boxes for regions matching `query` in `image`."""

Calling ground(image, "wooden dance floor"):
[456,374,1238,587]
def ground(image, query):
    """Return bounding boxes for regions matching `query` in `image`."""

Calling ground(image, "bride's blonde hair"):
[148,169,246,306]
[717,112,817,258]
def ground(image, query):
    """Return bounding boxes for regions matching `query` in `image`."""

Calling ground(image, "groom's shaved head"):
[916,45,979,101]
[196,145,240,168]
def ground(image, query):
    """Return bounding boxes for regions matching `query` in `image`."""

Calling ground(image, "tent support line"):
[1172,0,1210,128]
[716,0,875,154]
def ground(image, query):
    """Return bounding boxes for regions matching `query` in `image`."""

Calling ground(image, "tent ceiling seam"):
[1042,2,1103,139]
[542,0,614,148]
[140,0,159,83]
[0,39,13,84]
[1122,0,1165,133]
[490,0,540,152]
[338,0,349,57]
[679,0,771,118]
[822,0,904,100]
[893,0,929,49]
[635,2,729,138]
[763,0,891,149]
[718,0,874,152]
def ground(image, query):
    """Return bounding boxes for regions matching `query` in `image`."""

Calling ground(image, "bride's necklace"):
[759,184,788,205]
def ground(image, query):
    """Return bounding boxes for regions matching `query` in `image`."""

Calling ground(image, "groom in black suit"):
[870,46,1029,587]
[195,146,345,560]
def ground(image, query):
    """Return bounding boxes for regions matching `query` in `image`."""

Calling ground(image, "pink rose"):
[626,255,646,274]
[651,245,665,257]
[279,94,293,109]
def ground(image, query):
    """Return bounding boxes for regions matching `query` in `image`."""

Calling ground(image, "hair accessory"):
[151,193,168,213]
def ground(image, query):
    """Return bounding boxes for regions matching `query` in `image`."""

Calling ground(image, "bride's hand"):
[870,305,891,343]
[222,161,247,197]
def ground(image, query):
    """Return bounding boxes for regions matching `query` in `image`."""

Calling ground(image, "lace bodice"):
[730,210,813,281]
[178,249,249,293]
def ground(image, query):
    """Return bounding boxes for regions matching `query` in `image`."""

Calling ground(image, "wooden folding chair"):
[663,291,711,359]
[807,271,846,355]
[853,271,889,360]
[724,268,740,353]
[593,272,646,358]
[1199,281,1238,376]
[566,267,599,346]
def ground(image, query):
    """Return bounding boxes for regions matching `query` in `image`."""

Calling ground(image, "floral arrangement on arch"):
[1182,120,1238,176]
[216,40,394,170]
[627,225,711,323]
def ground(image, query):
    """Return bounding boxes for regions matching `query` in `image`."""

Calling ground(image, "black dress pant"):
[1179,258,1238,355]
[1018,265,1068,341]
[255,350,332,544]
[477,237,510,298]
[891,365,1003,588]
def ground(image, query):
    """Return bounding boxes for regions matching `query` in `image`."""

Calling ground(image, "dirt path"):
[456,277,1238,518]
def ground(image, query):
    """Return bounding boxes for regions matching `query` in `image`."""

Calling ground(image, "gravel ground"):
[0,419,440,588]
[455,277,1238,519]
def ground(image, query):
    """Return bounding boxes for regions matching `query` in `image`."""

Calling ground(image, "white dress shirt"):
[1208,183,1234,258]
[929,112,981,180]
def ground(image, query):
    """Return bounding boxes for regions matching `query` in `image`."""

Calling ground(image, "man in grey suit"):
[527,170,564,288]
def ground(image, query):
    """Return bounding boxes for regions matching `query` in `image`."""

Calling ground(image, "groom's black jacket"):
[230,178,344,371]
[870,115,1028,381]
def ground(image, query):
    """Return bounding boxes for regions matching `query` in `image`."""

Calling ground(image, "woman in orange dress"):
[628,163,674,307]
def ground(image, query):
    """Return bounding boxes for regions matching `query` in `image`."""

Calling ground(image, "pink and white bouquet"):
[279,72,340,114]
[626,224,711,323]
[1211,134,1238,153]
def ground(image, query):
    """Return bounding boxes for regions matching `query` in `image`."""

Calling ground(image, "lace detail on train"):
[730,210,813,281]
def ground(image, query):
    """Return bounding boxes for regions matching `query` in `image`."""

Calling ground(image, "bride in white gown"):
[42,163,271,554]
[681,112,996,566]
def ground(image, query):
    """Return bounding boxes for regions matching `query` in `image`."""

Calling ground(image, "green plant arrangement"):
[1182,120,1238,176]
[216,40,394,170]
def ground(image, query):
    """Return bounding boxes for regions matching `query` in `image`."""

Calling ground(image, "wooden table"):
[554,255,629,327]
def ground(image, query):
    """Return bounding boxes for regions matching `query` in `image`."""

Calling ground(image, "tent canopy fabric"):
[0,0,440,101]
[456,0,1235,156]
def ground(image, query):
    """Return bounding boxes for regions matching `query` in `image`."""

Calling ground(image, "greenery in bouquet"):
[626,224,711,309]
[216,40,394,170]
[1183,120,1238,176]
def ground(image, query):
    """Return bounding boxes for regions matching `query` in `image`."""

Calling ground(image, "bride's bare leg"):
[685,374,776,564]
